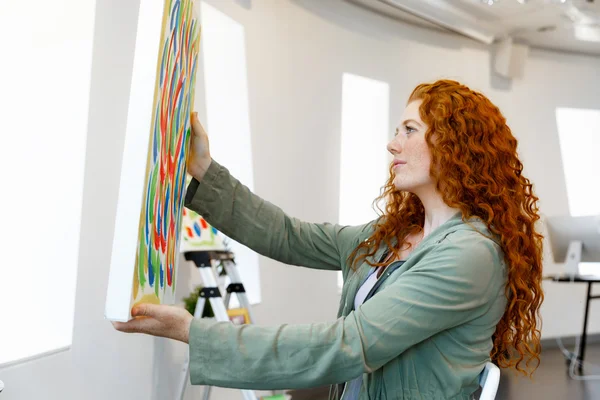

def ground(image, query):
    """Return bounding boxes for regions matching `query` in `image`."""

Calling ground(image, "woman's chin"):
[393,179,408,192]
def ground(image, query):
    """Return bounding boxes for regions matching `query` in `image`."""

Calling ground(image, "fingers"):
[112,317,162,336]
[131,304,151,317]
[111,305,191,342]
[112,320,132,333]
[190,111,207,137]
[131,303,168,319]
[109,304,163,335]
[112,319,145,334]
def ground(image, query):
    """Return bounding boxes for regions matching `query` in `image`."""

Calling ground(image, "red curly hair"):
[348,79,544,375]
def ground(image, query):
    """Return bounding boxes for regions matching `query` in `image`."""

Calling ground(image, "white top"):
[354,268,379,310]
[344,267,381,400]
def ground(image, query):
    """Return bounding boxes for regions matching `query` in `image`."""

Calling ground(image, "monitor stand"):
[565,240,582,276]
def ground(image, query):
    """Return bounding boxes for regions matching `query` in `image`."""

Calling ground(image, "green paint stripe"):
[138,227,147,288]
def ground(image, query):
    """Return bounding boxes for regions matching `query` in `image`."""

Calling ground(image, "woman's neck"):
[415,186,461,238]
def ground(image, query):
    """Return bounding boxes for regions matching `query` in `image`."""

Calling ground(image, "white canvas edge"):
[105,0,165,322]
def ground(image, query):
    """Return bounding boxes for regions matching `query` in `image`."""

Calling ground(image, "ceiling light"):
[481,0,532,4]
[574,24,600,42]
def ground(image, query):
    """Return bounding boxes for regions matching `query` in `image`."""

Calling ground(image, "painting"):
[180,177,226,252]
[105,0,201,322]
[132,0,201,307]
[180,207,226,251]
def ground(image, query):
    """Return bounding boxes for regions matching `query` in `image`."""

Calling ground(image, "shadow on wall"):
[235,0,252,10]
[489,42,513,92]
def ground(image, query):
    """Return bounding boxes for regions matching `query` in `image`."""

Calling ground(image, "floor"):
[496,342,600,400]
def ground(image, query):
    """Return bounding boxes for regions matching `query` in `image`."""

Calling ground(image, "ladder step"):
[226,283,246,293]
[181,250,258,400]
[199,287,222,298]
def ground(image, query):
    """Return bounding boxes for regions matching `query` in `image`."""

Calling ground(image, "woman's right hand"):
[188,112,212,181]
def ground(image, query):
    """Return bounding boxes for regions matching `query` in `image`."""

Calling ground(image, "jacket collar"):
[339,212,498,317]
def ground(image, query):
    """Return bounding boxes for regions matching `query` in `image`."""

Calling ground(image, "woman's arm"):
[184,159,373,271]
[187,232,506,390]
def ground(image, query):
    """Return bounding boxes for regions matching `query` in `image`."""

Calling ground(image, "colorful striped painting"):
[132,0,201,307]
[181,206,224,252]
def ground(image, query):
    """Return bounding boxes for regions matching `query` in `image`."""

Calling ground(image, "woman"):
[114,80,544,399]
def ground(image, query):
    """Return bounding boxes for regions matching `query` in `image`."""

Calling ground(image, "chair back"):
[478,362,500,400]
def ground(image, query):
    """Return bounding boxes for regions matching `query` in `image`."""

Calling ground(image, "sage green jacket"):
[184,160,508,399]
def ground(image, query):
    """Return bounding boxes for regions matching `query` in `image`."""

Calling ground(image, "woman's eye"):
[395,125,416,136]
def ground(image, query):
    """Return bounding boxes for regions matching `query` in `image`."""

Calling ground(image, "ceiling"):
[346,0,600,56]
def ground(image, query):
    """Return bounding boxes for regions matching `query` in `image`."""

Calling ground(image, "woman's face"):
[387,100,434,193]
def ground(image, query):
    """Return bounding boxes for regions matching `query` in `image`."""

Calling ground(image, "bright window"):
[556,108,600,274]
[0,0,96,366]
[338,73,390,289]
[199,2,260,304]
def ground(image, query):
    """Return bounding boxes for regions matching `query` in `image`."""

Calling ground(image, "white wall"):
[69,0,156,399]
[0,1,160,399]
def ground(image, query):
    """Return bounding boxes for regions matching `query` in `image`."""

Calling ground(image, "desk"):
[551,274,600,369]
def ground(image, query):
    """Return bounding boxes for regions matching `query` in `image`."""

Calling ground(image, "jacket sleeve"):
[184,160,373,271]
[187,232,506,390]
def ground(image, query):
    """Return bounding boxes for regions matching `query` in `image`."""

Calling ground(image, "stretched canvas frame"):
[106,0,201,322]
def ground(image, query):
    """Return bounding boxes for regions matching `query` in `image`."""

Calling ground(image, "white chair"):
[478,362,500,400]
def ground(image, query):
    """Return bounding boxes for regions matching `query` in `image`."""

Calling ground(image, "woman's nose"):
[387,137,402,155]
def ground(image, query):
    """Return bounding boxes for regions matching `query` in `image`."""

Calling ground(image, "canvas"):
[181,207,226,252]
[106,0,201,322]
[181,176,226,252]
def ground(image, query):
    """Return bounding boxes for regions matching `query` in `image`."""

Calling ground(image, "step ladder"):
[177,250,258,400]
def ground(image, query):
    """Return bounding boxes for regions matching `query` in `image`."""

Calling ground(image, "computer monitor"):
[546,215,600,275]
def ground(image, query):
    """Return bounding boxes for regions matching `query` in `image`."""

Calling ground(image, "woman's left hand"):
[112,304,194,344]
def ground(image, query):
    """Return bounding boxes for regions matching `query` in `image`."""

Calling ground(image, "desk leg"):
[578,282,593,371]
